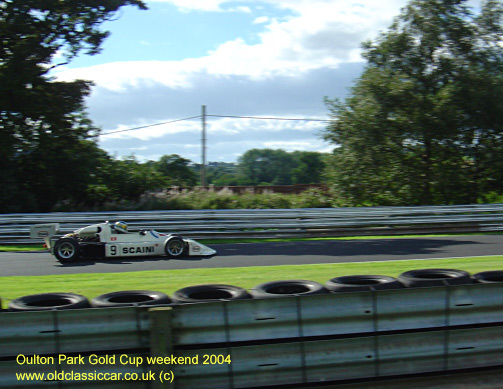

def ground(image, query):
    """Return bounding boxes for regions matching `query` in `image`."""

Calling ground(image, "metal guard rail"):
[1,282,503,388]
[2,203,503,243]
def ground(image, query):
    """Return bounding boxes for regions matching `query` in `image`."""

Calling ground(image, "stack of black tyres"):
[5,269,503,311]
[8,293,90,311]
[90,290,171,307]
[397,268,472,287]
[250,280,327,298]
[171,284,251,303]
[472,270,503,283]
[325,275,402,292]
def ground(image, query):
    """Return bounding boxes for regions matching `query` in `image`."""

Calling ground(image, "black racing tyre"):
[164,236,186,258]
[326,275,402,292]
[473,270,503,283]
[54,237,80,263]
[250,279,327,299]
[398,268,472,287]
[171,284,251,303]
[91,290,171,307]
[8,293,89,311]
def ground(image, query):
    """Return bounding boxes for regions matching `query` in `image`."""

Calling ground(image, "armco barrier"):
[4,203,503,243]
[1,282,503,388]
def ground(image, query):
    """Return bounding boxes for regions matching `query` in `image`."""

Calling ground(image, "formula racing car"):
[30,221,216,264]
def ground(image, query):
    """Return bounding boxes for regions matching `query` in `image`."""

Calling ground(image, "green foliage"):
[52,187,333,212]
[291,151,328,184]
[204,162,242,186]
[152,154,198,186]
[238,149,296,185]
[163,188,332,210]
[0,0,146,212]
[88,155,166,203]
[323,0,503,206]
[210,149,329,186]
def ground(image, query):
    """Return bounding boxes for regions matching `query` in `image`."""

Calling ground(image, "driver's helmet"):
[114,221,128,233]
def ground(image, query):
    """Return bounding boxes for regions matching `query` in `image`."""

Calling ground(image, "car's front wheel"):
[54,238,80,264]
[164,236,186,258]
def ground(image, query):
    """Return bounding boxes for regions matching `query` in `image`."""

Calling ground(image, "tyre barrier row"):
[4,268,503,311]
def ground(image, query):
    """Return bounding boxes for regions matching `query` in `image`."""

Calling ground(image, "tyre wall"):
[1,268,503,388]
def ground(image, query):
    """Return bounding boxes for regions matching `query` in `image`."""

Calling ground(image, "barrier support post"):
[149,307,174,389]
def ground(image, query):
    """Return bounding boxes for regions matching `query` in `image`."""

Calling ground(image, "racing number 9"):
[111,245,117,256]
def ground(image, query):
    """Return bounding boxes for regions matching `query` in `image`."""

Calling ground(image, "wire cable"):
[207,114,329,122]
[97,113,329,137]
[99,115,202,136]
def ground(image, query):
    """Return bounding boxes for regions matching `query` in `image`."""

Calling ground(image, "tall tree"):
[0,0,146,211]
[154,154,198,186]
[291,151,327,184]
[323,0,503,206]
[238,149,297,185]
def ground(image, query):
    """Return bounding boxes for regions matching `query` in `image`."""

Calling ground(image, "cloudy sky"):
[53,0,408,163]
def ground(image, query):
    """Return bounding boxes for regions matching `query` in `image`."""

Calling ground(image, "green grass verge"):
[0,245,44,252]
[1,256,502,310]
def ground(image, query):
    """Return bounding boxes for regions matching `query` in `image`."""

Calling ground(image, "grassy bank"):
[1,256,502,309]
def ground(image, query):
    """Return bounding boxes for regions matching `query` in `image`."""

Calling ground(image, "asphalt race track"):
[1,235,503,277]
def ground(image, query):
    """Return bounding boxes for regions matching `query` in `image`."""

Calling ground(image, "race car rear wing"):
[29,223,60,249]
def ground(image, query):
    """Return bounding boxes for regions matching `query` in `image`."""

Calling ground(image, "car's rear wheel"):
[54,238,80,263]
[165,236,186,258]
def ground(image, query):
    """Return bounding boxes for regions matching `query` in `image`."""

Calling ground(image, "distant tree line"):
[204,149,327,186]
[0,145,329,212]
[82,149,329,210]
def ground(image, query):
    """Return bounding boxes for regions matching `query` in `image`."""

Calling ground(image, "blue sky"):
[51,0,480,163]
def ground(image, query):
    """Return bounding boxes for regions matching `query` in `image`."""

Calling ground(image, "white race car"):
[30,221,216,264]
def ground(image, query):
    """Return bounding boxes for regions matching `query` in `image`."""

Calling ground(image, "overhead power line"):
[95,106,330,186]
[208,114,329,122]
[99,115,202,137]
[98,113,329,137]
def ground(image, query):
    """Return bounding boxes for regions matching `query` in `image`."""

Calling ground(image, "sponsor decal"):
[122,246,155,255]
[111,237,117,241]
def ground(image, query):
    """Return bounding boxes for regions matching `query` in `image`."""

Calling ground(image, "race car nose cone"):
[186,239,217,256]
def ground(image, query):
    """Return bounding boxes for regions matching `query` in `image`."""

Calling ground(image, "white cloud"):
[253,16,269,24]
[147,0,226,12]
[55,60,202,92]
[55,0,403,89]
[227,6,252,13]
[52,0,406,161]
[101,119,201,140]
[262,140,325,151]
